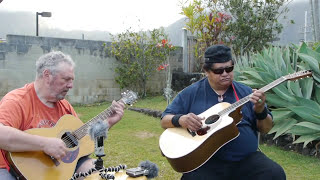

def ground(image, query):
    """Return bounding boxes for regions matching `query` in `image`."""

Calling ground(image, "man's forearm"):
[160,115,175,129]
[256,115,273,134]
[0,124,45,152]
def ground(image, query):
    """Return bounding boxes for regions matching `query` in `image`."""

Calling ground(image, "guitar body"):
[159,102,242,173]
[6,114,94,180]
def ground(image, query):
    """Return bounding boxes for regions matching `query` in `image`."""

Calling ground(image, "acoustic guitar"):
[159,70,312,173]
[6,90,138,180]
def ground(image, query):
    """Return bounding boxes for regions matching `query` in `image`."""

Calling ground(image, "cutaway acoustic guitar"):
[159,70,312,173]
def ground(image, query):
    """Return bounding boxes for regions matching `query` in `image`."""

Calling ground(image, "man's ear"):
[42,69,50,80]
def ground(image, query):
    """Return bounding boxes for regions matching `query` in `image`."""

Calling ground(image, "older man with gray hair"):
[0,51,125,180]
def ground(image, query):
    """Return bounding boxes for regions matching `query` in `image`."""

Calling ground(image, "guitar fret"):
[74,105,113,138]
[71,90,138,140]
[219,77,287,117]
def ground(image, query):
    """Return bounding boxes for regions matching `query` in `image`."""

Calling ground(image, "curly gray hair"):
[35,51,75,79]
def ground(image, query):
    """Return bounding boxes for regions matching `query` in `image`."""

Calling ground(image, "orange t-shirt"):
[0,83,78,169]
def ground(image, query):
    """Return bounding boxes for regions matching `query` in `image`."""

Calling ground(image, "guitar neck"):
[219,77,286,116]
[72,99,124,140]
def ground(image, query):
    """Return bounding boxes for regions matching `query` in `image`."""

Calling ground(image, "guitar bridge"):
[50,156,60,166]
[187,129,196,137]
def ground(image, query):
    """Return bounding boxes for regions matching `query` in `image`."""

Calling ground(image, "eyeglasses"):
[210,66,234,74]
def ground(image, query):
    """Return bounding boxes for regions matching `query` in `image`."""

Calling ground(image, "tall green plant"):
[235,43,320,148]
[108,28,171,97]
[180,0,232,71]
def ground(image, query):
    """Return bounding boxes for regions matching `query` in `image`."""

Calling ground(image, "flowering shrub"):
[156,39,175,104]
[109,28,172,97]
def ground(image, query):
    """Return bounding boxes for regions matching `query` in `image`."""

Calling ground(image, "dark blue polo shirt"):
[162,77,271,161]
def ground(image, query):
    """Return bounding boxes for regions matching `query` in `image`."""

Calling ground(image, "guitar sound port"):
[205,114,220,124]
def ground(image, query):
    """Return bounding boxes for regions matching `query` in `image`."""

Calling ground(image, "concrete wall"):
[0,35,183,104]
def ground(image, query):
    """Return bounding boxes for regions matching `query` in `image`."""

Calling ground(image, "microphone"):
[126,160,159,179]
[88,120,108,170]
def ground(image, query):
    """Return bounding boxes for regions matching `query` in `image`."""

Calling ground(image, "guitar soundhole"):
[61,132,79,148]
[205,114,220,124]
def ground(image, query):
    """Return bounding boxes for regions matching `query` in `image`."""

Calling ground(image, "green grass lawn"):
[74,96,320,180]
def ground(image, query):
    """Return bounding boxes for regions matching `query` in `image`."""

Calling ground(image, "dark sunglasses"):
[210,66,234,74]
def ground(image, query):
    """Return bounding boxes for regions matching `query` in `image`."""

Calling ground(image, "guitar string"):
[60,102,119,147]
[217,77,285,117]
[61,106,115,146]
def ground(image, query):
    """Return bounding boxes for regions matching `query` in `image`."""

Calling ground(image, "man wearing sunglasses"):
[160,44,286,180]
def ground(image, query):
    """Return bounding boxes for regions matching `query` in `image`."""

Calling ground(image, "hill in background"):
[0,0,313,46]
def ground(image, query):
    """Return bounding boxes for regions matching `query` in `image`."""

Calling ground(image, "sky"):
[0,0,186,34]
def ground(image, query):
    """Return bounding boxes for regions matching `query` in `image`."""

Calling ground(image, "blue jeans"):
[0,168,16,180]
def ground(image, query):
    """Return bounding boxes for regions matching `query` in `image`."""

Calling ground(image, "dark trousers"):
[181,151,286,180]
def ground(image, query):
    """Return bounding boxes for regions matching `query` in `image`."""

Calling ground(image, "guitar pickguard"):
[61,148,79,164]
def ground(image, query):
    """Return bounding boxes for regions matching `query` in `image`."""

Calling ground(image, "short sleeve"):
[0,99,24,129]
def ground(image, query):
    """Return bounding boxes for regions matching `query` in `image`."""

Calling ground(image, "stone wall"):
[0,34,183,104]
[171,72,204,92]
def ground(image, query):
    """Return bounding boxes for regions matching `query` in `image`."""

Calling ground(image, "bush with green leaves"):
[108,28,174,97]
[235,43,320,148]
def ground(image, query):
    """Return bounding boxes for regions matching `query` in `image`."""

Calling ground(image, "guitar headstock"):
[121,90,138,105]
[284,70,313,81]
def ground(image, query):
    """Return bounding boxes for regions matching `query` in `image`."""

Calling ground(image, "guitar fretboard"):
[72,99,124,140]
[218,76,286,116]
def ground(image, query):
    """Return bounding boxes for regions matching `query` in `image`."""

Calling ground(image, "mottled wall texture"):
[0,35,183,104]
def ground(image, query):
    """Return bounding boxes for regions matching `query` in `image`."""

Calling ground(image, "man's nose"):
[67,81,73,89]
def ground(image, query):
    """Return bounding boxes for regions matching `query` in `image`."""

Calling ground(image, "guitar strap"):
[231,82,239,101]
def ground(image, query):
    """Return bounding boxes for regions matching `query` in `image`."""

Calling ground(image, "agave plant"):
[235,43,320,148]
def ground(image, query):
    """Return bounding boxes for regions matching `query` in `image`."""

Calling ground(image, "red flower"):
[162,39,168,45]
[157,64,169,71]
[157,65,165,71]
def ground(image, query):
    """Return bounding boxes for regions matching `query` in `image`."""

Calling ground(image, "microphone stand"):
[94,136,105,170]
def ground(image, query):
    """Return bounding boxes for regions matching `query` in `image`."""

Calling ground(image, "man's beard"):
[56,94,65,100]
[56,90,68,100]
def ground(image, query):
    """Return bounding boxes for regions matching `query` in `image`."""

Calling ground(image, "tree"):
[180,0,232,71]
[181,0,292,63]
[212,0,292,57]
[108,28,173,97]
